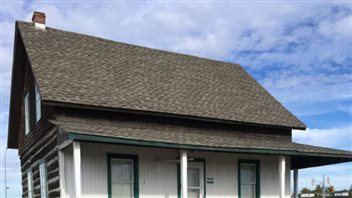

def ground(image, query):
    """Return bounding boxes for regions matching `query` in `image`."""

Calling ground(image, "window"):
[24,93,30,135]
[111,159,133,197]
[35,83,42,122]
[108,154,139,198]
[238,160,260,198]
[39,162,48,198]
[27,170,33,198]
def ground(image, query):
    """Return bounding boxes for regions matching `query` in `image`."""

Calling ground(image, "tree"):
[301,188,313,193]
[314,185,323,198]
[326,186,334,193]
[326,186,335,196]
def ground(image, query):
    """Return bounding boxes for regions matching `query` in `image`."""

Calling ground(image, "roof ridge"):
[16,20,241,67]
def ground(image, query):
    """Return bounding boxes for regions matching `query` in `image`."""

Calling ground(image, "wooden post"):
[294,169,299,198]
[180,150,188,198]
[279,156,286,198]
[73,142,81,198]
[58,150,66,198]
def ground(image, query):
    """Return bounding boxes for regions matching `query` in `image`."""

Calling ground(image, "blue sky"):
[0,1,351,197]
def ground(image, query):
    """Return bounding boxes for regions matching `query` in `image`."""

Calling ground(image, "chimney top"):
[32,11,46,30]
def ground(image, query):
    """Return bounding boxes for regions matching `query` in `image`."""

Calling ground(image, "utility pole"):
[4,147,8,198]
[312,175,330,198]
[322,175,326,198]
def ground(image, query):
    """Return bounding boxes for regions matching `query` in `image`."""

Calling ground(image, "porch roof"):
[52,118,352,170]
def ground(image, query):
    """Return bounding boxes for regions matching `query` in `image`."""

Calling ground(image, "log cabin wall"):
[18,58,60,197]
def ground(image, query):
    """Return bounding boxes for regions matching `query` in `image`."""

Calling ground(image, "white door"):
[188,162,204,198]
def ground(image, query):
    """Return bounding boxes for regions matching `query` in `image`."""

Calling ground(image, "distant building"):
[300,193,315,198]
[333,191,351,198]
[294,191,351,198]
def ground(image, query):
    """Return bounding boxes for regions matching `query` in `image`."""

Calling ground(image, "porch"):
[53,111,352,198]
[59,141,291,198]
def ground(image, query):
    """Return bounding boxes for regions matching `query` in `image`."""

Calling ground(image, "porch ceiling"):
[291,155,352,169]
[51,116,352,170]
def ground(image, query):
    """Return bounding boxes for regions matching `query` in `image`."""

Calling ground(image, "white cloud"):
[293,126,352,150]
[261,73,352,104]
[317,14,352,39]
[334,15,352,38]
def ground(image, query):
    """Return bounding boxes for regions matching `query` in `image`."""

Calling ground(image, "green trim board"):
[177,163,181,198]
[177,158,206,198]
[107,153,139,198]
[202,159,206,198]
[67,132,352,159]
[238,159,260,198]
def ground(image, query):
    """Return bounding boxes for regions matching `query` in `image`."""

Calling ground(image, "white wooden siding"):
[63,146,76,198]
[62,142,291,198]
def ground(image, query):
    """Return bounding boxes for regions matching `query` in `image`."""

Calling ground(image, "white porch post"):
[180,150,188,198]
[279,156,286,198]
[73,141,81,198]
[294,169,299,198]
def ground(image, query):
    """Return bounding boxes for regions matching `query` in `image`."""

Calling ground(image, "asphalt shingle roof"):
[18,21,306,129]
[50,114,352,165]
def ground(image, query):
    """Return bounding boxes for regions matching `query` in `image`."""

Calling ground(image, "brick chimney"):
[32,11,46,30]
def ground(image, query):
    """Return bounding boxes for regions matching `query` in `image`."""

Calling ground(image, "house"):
[7,11,352,198]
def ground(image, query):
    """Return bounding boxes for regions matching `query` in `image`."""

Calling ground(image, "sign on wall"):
[206,178,214,184]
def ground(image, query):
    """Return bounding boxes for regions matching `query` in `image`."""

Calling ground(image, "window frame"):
[39,161,48,198]
[107,153,139,198]
[238,159,260,198]
[27,168,34,198]
[24,92,30,135]
[35,83,42,123]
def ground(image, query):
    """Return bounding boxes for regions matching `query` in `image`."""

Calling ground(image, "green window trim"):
[238,159,260,198]
[177,158,206,198]
[107,153,139,198]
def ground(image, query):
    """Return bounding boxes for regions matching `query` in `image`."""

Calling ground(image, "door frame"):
[177,158,206,198]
